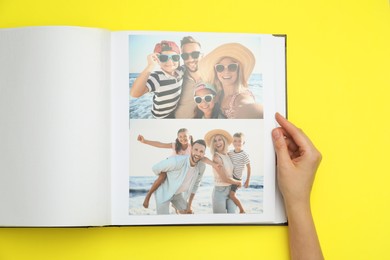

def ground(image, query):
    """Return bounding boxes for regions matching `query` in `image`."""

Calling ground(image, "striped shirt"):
[228,150,250,179]
[146,67,184,119]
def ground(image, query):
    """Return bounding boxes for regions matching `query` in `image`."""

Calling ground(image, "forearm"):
[218,169,239,185]
[286,201,324,260]
[201,156,214,166]
[130,67,153,97]
[246,164,251,182]
[143,139,171,149]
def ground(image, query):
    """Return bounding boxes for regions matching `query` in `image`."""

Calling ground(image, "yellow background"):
[0,0,389,259]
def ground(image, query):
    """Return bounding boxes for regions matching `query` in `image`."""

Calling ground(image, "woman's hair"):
[175,128,193,154]
[209,134,228,155]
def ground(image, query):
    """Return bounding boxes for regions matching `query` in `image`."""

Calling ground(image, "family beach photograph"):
[129,33,264,119]
[128,119,265,215]
[128,32,266,216]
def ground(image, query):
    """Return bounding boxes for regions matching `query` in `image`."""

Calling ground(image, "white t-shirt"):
[175,166,196,194]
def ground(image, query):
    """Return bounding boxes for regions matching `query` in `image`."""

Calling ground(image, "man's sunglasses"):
[181,51,201,60]
[194,94,215,104]
[158,54,180,63]
[214,63,239,73]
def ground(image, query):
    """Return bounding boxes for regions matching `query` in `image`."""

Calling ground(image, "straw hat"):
[204,129,233,147]
[199,43,255,84]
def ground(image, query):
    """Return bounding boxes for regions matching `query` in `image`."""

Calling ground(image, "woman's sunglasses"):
[158,54,180,63]
[194,94,215,104]
[214,63,239,73]
[181,51,201,60]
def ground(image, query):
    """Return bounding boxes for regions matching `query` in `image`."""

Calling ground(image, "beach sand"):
[129,184,263,215]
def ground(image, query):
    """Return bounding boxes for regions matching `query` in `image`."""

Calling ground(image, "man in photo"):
[174,36,204,118]
[152,139,207,214]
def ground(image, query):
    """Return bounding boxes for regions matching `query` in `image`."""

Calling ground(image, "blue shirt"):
[152,155,205,204]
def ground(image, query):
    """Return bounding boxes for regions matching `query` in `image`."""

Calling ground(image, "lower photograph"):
[128,119,265,217]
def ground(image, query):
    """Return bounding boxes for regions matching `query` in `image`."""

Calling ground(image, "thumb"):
[272,128,291,165]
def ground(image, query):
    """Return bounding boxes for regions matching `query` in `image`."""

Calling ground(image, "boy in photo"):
[228,132,251,213]
[130,40,184,119]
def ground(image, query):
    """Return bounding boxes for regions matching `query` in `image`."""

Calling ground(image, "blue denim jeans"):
[156,193,187,214]
[212,186,237,213]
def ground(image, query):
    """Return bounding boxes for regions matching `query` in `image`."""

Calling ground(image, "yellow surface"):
[0,0,389,259]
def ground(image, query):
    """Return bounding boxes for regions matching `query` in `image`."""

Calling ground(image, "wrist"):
[284,198,311,218]
[146,64,155,73]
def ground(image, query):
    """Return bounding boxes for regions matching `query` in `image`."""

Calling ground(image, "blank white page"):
[0,27,111,226]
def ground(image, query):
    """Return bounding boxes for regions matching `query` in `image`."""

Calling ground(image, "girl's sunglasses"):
[158,54,180,63]
[181,51,201,60]
[194,94,215,104]
[214,63,239,73]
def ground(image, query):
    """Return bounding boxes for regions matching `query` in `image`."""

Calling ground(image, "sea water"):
[129,175,264,215]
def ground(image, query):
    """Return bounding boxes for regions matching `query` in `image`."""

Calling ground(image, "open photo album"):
[0,26,286,226]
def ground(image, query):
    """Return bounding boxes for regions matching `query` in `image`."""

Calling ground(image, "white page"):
[110,31,286,225]
[0,27,111,226]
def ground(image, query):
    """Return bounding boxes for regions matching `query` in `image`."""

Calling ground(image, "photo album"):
[0,26,286,226]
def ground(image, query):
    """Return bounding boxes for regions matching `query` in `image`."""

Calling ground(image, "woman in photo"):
[204,129,241,213]
[199,43,263,119]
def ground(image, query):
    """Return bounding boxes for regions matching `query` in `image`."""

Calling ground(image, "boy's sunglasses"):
[194,94,215,104]
[181,51,201,60]
[158,54,180,63]
[214,63,239,73]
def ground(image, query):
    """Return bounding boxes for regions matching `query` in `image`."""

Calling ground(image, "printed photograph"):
[128,32,266,216]
[128,119,264,215]
[129,33,263,119]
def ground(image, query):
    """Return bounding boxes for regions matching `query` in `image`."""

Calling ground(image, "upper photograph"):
[129,33,265,119]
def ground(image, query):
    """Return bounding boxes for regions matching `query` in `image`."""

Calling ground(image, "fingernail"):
[272,129,281,139]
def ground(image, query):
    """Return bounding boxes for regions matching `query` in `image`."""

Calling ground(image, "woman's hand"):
[272,113,322,208]
[272,113,324,260]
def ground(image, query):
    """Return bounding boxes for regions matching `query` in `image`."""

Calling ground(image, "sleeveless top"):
[223,89,255,119]
[212,152,234,186]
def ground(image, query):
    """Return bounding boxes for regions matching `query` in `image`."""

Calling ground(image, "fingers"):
[274,113,322,163]
[277,127,299,153]
[272,128,293,165]
[275,113,313,151]
[137,134,144,142]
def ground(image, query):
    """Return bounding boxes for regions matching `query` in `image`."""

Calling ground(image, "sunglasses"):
[194,94,215,104]
[214,63,239,73]
[181,51,201,60]
[158,54,180,63]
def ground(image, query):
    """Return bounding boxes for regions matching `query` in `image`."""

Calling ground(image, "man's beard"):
[191,154,201,164]
[185,62,198,73]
